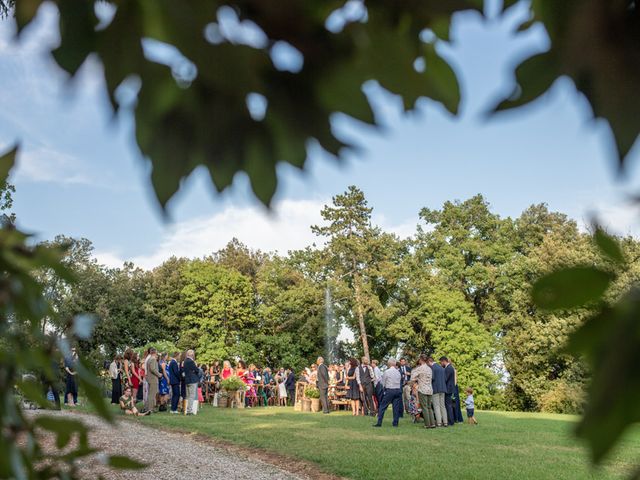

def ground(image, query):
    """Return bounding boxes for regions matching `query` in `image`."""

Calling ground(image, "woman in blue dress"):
[158,353,170,410]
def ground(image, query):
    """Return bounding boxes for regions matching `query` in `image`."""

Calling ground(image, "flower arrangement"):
[220,375,245,391]
[304,386,320,399]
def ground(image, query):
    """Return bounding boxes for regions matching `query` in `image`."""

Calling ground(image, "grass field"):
[122,405,640,480]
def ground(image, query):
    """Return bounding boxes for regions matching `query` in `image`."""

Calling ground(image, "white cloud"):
[95,198,420,269]
[14,146,95,185]
[588,199,640,237]
[97,198,326,269]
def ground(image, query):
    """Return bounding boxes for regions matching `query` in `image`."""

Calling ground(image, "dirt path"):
[36,410,303,480]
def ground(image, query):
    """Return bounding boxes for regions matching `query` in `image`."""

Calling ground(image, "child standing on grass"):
[464,388,478,425]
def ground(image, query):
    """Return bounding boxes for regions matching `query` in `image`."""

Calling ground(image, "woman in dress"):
[158,353,170,409]
[345,357,360,416]
[109,354,122,405]
[335,364,344,387]
[236,360,248,407]
[122,348,133,389]
[221,360,234,380]
[130,354,142,403]
[277,370,287,406]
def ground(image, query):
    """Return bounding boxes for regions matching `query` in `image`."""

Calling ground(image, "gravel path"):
[35,411,303,480]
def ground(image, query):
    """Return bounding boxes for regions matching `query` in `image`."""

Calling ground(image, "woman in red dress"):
[221,360,234,380]
[130,354,142,403]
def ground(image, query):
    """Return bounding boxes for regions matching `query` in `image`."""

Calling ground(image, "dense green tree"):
[254,256,325,369]
[415,195,514,330]
[390,277,497,407]
[213,238,267,285]
[178,259,255,362]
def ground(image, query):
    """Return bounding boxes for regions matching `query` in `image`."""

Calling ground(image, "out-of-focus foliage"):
[1,0,639,470]
[7,0,479,208]
[532,229,640,464]
[497,0,640,167]
[0,146,143,479]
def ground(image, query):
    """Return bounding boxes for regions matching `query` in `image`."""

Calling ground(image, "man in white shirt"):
[373,358,403,428]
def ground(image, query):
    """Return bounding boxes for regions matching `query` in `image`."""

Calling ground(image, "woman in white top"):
[277,371,288,406]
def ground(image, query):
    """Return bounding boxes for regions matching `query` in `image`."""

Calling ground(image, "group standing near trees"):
[40,188,640,416]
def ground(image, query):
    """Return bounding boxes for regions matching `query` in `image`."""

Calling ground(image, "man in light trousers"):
[410,354,436,428]
[428,356,448,427]
[182,350,200,415]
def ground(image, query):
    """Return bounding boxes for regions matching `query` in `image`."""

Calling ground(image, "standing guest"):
[168,352,181,414]
[277,370,288,406]
[398,358,412,415]
[464,387,478,425]
[211,361,222,403]
[345,358,361,416]
[328,364,336,385]
[285,368,296,406]
[119,386,150,416]
[335,364,344,387]
[453,363,464,423]
[372,360,383,409]
[64,347,78,406]
[122,348,133,388]
[144,348,162,413]
[236,360,248,381]
[221,360,234,379]
[410,354,436,429]
[135,354,144,402]
[236,361,248,407]
[210,361,221,380]
[356,357,375,416]
[262,367,273,386]
[428,356,448,427]
[183,350,200,415]
[142,348,151,408]
[440,356,456,426]
[158,353,170,410]
[373,358,403,428]
[316,357,330,414]
[179,352,187,411]
[109,354,122,404]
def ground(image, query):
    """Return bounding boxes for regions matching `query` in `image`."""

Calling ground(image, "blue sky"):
[0,2,639,268]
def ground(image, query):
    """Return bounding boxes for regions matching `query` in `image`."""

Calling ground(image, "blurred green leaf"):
[34,416,86,449]
[532,266,612,310]
[76,359,113,422]
[0,144,17,186]
[568,289,640,463]
[16,379,49,409]
[594,227,625,264]
[108,456,147,470]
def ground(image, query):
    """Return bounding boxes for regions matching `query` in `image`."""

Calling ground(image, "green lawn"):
[121,405,640,480]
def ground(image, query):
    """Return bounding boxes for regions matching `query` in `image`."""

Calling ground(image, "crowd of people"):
[103,347,478,428]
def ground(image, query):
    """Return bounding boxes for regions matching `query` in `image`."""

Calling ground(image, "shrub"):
[220,375,245,391]
[539,381,585,414]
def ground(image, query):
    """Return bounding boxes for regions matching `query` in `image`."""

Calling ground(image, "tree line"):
[40,187,640,412]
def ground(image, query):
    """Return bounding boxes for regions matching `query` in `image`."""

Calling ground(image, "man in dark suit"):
[183,350,200,415]
[285,368,296,406]
[168,352,181,414]
[428,356,448,427]
[398,358,412,414]
[440,356,456,426]
[316,357,330,414]
[356,356,375,416]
